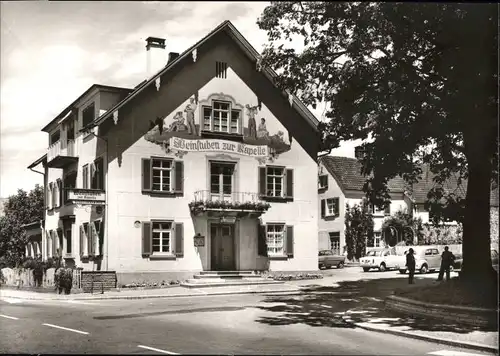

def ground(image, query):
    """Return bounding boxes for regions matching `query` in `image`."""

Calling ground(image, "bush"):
[55,267,73,294]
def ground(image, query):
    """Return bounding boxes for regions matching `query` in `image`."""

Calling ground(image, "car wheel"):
[420,265,428,274]
[337,261,345,269]
[399,269,407,274]
[379,263,386,272]
[363,267,370,272]
[449,266,454,273]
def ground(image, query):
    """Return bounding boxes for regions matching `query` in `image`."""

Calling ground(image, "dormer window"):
[318,174,328,189]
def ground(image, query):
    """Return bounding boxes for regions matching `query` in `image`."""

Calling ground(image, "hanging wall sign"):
[194,234,205,247]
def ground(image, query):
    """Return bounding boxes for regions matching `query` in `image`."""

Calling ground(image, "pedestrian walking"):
[437,246,455,281]
[406,248,416,284]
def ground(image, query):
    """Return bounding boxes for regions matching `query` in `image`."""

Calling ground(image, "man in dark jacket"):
[437,246,455,281]
[406,248,416,284]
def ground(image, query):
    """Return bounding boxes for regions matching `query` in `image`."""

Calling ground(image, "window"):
[142,158,183,194]
[152,159,173,192]
[202,101,241,135]
[216,61,227,79]
[210,162,234,200]
[374,232,382,247]
[67,119,75,141]
[266,224,285,256]
[326,198,340,217]
[329,232,340,255]
[425,249,433,256]
[152,221,173,253]
[46,231,52,258]
[50,130,60,145]
[82,165,89,189]
[64,171,77,204]
[82,103,95,128]
[267,167,284,197]
[57,229,63,256]
[81,223,89,256]
[91,157,104,190]
[318,174,328,189]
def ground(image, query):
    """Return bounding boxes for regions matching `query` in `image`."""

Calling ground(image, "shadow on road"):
[256,277,498,334]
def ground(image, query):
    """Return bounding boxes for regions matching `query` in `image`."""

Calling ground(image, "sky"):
[0,1,359,198]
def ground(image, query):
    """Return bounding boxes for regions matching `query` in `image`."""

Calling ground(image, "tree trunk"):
[461,136,496,285]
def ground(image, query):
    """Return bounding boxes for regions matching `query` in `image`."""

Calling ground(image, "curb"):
[0,287,301,301]
[341,312,498,353]
[388,294,498,313]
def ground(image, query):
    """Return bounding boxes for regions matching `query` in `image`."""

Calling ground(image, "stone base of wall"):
[116,271,197,286]
[81,271,117,293]
[386,295,498,329]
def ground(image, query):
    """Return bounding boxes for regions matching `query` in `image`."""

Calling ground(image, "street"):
[0,268,496,355]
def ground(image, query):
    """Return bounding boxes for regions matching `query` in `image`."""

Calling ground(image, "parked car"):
[360,248,400,272]
[318,250,346,269]
[398,246,442,274]
[453,249,499,272]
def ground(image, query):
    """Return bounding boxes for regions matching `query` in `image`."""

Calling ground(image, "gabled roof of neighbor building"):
[83,20,319,132]
[320,156,499,207]
[320,156,406,193]
[41,84,132,132]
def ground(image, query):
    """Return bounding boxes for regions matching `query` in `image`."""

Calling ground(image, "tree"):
[380,211,424,246]
[257,2,497,282]
[345,200,374,260]
[0,185,44,267]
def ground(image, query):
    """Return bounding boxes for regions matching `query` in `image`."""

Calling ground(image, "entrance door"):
[211,224,235,271]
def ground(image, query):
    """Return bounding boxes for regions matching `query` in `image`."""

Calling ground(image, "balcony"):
[47,139,78,168]
[64,188,105,206]
[189,190,270,219]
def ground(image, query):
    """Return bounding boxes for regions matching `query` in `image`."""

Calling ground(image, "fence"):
[1,267,83,289]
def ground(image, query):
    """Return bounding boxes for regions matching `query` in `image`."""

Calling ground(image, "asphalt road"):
[0,268,494,355]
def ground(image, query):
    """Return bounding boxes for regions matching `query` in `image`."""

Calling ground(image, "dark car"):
[453,249,499,272]
[318,250,346,269]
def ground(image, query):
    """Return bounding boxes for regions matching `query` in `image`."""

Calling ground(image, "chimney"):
[146,37,166,78]
[168,52,180,64]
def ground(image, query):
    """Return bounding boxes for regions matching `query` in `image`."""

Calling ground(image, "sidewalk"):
[342,302,499,353]
[0,282,301,301]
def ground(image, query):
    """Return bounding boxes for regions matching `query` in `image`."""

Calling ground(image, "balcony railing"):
[189,190,270,215]
[47,139,77,168]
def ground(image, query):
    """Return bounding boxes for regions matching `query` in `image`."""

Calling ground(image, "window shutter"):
[335,198,340,217]
[286,169,294,198]
[258,167,266,197]
[79,225,84,256]
[57,179,63,207]
[90,222,98,255]
[142,159,151,191]
[321,199,326,218]
[83,165,88,189]
[52,230,57,257]
[286,225,294,258]
[174,161,184,193]
[174,223,184,257]
[142,222,152,256]
[57,228,63,256]
[257,224,267,256]
[90,162,96,189]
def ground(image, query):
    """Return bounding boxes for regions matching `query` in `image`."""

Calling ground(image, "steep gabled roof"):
[83,20,319,132]
[320,156,406,193]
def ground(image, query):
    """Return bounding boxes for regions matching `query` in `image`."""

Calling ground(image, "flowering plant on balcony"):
[188,200,271,214]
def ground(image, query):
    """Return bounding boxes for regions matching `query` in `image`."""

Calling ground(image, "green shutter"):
[258,167,266,197]
[321,199,326,218]
[286,225,294,258]
[175,223,184,257]
[142,159,151,191]
[57,179,62,208]
[174,161,184,193]
[142,222,151,256]
[286,169,294,198]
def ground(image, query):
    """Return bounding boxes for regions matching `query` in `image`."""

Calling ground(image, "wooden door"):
[210,224,235,271]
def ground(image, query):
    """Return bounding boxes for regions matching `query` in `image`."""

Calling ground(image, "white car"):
[360,248,401,272]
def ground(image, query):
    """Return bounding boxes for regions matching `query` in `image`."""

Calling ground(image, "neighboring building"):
[27,21,320,284]
[318,156,407,253]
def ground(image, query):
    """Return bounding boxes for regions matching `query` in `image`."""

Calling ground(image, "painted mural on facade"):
[143,92,292,162]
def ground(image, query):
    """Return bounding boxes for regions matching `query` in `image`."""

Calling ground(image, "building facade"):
[317,156,408,253]
[27,21,320,283]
